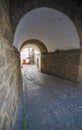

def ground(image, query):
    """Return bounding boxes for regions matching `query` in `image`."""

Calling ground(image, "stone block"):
[6,50,11,63]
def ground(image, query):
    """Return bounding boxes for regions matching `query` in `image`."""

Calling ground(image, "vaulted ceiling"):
[8,0,82,49]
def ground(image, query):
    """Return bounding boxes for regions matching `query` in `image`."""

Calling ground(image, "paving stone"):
[19,65,82,130]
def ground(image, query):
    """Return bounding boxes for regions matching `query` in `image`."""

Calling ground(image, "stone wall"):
[78,52,82,84]
[0,0,21,129]
[0,35,21,130]
[41,50,80,83]
[0,0,12,42]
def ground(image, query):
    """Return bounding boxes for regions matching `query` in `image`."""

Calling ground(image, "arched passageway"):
[12,7,82,130]
[13,7,80,83]
[14,7,80,52]
[20,39,48,71]
[20,39,48,54]
[0,1,82,130]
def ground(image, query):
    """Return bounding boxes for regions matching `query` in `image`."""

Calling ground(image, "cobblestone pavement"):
[22,65,82,130]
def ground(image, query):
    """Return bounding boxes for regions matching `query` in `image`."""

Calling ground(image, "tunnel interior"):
[13,7,80,52]
[13,7,80,83]
[0,1,82,129]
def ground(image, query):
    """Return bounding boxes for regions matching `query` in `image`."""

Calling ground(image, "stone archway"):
[10,0,82,45]
[13,7,80,52]
[20,39,48,71]
[0,1,82,130]
[20,39,48,54]
[13,7,81,83]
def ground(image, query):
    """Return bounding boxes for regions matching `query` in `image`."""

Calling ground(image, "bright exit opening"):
[20,45,41,71]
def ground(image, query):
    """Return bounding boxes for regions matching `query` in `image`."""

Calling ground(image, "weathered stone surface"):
[9,122,12,130]
[0,1,21,130]
[0,36,21,130]
[0,55,5,67]
[78,52,82,84]
[1,116,8,130]
[0,73,3,85]
[13,96,15,107]
[13,105,16,118]
[0,85,7,109]
[15,85,18,97]
[41,50,80,83]
[9,74,14,86]
[5,92,13,114]
[0,0,12,42]
[0,114,2,126]
[6,49,12,63]
[0,43,4,50]
[3,68,10,81]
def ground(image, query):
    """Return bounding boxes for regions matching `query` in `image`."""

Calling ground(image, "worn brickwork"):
[41,50,80,83]
[0,36,21,130]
